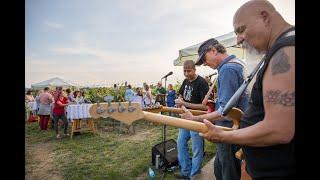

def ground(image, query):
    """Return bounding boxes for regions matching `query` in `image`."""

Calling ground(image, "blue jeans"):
[177,128,204,178]
[213,143,241,180]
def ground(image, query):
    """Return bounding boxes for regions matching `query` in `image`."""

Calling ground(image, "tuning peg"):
[105,95,116,113]
[127,95,136,112]
[96,100,105,114]
[118,102,126,113]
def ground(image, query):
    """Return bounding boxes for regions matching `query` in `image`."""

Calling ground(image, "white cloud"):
[44,20,64,29]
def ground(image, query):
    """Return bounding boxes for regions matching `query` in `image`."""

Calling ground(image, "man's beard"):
[243,41,265,56]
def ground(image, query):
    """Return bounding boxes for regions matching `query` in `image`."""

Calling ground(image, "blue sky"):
[25,0,295,88]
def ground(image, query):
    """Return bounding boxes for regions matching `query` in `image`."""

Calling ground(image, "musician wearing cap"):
[198,0,295,179]
[180,37,249,180]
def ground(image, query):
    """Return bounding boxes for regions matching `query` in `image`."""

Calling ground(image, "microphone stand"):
[162,76,168,173]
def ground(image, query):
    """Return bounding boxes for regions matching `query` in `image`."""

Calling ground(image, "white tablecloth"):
[27,101,37,111]
[66,103,92,121]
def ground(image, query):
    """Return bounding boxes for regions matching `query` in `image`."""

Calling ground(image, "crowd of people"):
[25,87,91,138]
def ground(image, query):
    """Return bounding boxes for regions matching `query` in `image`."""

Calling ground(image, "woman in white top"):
[143,84,153,107]
[73,90,85,104]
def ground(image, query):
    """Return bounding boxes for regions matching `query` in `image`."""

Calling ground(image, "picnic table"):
[66,103,95,138]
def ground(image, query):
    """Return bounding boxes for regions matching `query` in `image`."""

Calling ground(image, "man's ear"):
[261,10,270,24]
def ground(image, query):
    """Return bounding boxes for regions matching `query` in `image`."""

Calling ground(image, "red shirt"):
[53,97,69,116]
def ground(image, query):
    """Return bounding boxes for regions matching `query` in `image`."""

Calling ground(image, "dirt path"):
[25,142,62,180]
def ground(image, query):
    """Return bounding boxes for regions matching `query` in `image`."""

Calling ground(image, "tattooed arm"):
[199,47,295,147]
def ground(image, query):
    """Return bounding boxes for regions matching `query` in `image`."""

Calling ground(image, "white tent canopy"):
[31,77,75,89]
[174,32,244,66]
[173,31,264,91]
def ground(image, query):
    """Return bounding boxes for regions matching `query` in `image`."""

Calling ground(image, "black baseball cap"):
[195,38,220,66]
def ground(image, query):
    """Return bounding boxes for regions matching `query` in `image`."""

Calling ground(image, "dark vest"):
[240,27,295,179]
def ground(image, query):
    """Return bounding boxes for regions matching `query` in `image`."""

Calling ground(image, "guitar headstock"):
[89,102,145,125]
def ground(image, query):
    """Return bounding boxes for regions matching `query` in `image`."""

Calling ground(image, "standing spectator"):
[132,87,144,106]
[25,90,35,102]
[25,90,37,122]
[73,90,84,104]
[38,87,54,130]
[52,91,69,139]
[81,91,91,103]
[125,84,135,101]
[166,84,176,116]
[35,90,44,115]
[66,88,75,103]
[51,86,63,127]
[143,84,153,107]
[53,86,63,102]
[155,82,166,106]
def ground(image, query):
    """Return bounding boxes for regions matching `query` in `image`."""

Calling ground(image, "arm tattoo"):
[264,90,295,106]
[271,49,290,75]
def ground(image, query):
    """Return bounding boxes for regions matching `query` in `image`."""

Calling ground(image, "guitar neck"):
[142,111,232,133]
[161,107,207,115]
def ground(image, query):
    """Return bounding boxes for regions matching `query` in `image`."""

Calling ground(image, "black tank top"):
[240,27,295,179]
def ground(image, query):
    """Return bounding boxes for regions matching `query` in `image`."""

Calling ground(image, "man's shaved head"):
[234,0,276,23]
[233,0,289,53]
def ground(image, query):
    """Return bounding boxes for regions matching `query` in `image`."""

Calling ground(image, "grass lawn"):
[25,116,216,179]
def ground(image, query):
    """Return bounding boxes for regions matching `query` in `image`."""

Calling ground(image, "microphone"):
[208,72,217,78]
[161,71,173,79]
